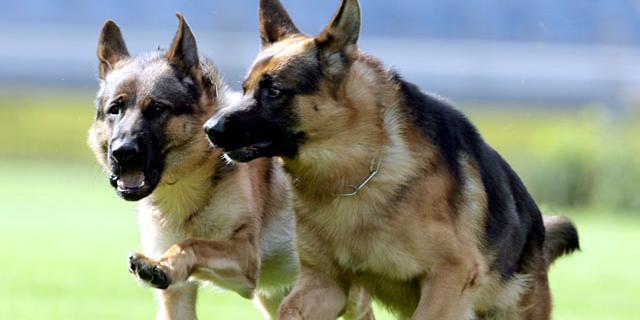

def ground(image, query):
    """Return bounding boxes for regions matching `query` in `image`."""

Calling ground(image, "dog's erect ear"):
[166,13,200,77]
[97,20,130,80]
[316,0,361,54]
[259,0,300,46]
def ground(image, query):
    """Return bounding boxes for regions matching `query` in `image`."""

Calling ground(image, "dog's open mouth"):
[225,141,273,162]
[118,171,146,190]
[111,170,157,201]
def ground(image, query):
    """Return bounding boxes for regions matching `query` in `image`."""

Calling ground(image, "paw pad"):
[128,253,172,289]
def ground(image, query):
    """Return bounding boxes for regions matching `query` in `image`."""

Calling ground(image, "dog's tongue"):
[117,172,145,189]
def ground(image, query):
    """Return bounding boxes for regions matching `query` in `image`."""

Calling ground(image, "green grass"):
[1,96,638,318]
[0,92,96,161]
[0,160,265,319]
[548,210,640,320]
[0,160,638,319]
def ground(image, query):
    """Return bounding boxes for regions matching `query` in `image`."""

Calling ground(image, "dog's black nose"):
[204,117,226,144]
[111,139,140,165]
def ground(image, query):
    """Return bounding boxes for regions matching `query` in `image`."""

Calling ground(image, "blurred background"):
[0,0,638,319]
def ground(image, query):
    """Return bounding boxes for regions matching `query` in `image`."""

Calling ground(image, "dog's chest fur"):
[295,158,431,280]
[294,109,439,280]
[294,187,431,318]
[325,202,424,278]
[137,167,251,258]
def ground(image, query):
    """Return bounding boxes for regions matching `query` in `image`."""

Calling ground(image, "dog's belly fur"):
[355,272,421,318]
[354,273,528,319]
[345,253,526,319]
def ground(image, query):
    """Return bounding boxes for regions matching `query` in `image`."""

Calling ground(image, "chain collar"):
[336,152,384,197]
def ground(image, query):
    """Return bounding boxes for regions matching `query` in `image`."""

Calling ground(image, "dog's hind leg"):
[155,282,198,320]
[411,261,482,320]
[518,270,551,320]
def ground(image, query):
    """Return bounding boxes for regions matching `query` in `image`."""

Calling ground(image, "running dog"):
[88,15,299,319]
[205,0,579,319]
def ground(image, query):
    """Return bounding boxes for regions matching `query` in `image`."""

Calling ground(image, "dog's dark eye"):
[266,87,281,99]
[259,75,284,100]
[107,98,124,115]
[146,101,169,118]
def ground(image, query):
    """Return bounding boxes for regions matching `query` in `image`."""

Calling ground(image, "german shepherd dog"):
[88,15,300,319]
[205,0,580,319]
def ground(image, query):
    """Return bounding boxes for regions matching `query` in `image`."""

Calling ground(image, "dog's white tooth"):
[118,172,146,189]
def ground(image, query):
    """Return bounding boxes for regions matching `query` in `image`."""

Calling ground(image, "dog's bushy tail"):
[543,215,580,266]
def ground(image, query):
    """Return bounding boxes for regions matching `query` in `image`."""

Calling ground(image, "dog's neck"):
[286,139,386,199]
[285,56,420,202]
[141,146,222,227]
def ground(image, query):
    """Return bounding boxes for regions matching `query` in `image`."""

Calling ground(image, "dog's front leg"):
[411,262,481,320]
[155,282,198,320]
[130,237,259,299]
[277,267,347,320]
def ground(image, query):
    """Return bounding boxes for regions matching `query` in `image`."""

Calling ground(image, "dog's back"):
[395,74,553,278]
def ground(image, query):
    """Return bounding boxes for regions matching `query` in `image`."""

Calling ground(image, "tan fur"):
[89,24,304,317]
[218,1,577,318]
[89,23,377,318]
[242,29,552,320]
[244,36,316,91]
[91,76,300,319]
[254,51,492,319]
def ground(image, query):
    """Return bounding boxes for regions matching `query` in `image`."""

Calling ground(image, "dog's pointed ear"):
[97,20,130,79]
[316,0,361,54]
[166,13,200,76]
[259,0,300,46]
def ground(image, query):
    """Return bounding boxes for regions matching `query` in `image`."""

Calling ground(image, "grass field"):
[0,95,638,319]
[0,159,639,319]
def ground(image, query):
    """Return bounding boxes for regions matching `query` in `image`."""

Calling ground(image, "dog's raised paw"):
[128,253,172,289]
